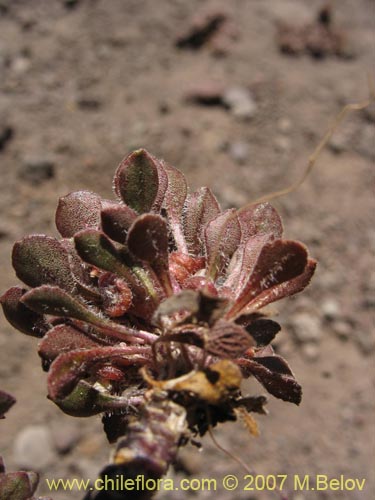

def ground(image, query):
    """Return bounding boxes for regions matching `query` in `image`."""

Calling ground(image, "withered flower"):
[1,149,316,499]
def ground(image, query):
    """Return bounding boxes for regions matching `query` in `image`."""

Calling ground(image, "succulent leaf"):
[12,235,76,292]
[162,161,188,252]
[55,190,102,237]
[0,286,48,337]
[228,240,310,317]
[183,187,221,255]
[204,209,242,280]
[238,355,302,405]
[127,214,172,295]
[0,471,39,500]
[48,346,150,401]
[101,203,137,243]
[238,202,283,241]
[0,390,16,419]
[114,149,161,214]
[38,324,102,365]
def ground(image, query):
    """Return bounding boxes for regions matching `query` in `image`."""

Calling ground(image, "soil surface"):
[0,1,374,499]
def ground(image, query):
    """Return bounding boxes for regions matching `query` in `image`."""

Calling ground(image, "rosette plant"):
[1,149,316,499]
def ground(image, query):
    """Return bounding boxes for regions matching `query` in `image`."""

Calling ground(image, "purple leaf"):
[98,273,133,317]
[48,346,151,401]
[0,390,16,419]
[114,149,160,214]
[38,324,101,364]
[238,355,302,405]
[0,471,39,500]
[22,285,156,344]
[204,209,242,280]
[242,318,281,346]
[101,203,137,243]
[55,190,102,237]
[206,320,254,359]
[60,238,100,300]
[224,233,272,294]
[75,229,161,319]
[240,257,317,315]
[127,214,172,295]
[227,240,311,317]
[0,286,48,337]
[238,203,283,242]
[161,161,188,252]
[12,235,75,292]
[152,157,169,212]
[183,187,221,255]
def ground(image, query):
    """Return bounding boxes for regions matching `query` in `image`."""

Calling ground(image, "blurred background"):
[0,1,374,499]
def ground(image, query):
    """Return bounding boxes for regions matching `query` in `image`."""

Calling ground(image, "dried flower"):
[1,149,316,498]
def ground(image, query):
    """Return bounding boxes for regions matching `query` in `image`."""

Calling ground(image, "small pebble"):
[302,342,320,361]
[274,135,291,152]
[223,86,257,120]
[332,320,351,340]
[13,425,56,470]
[291,312,322,343]
[228,141,249,164]
[321,298,341,320]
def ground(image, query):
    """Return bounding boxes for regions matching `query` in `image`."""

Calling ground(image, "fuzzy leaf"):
[51,380,136,418]
[152,158,169,212]
[238,203,283,241]
[55,190,102,238]
[228,240,310,317]
[183,187,221,255]
[127,214,172,295]
[101,203,137,243]
[243,318,281,346]
[21,285,99,322]
[0,471,39,500]
[98,273,133,317]
[0,390,16,419]
[75,230,161,319]
[21,285,150,343]
[224,233,272,294]
[60,238,100,300]
[196,293,229,325]
[127,214,169,265]
[74,229,133,279]
[153,290,200,327]
[114,149,160,214]
[238,356,302,405]
[204,209,242,280]
[0,286,48,337]
[240,257,317,315]
[206,320,254,359]
[38,324,101,364]
[12,235,76,292]
[234,395,268,414]
[48,346,150,401]
[162,161,188,252]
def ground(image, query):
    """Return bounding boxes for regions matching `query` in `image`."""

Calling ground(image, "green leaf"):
[114,149,160,214]
[0,286,48,337]
[12,235,76,292]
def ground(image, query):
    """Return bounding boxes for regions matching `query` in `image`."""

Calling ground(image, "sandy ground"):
[0,1,374,499]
